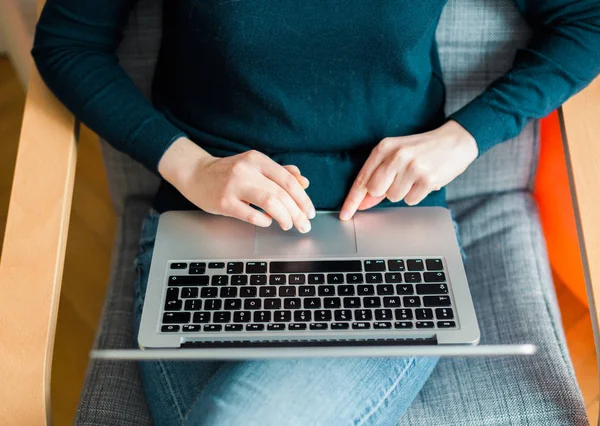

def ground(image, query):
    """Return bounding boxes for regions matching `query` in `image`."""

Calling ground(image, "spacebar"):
[270,260,362,273]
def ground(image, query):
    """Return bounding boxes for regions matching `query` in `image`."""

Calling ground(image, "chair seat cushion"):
[75,193,586,425]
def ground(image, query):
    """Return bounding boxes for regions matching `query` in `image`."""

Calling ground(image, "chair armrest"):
[560,76,600,425]
[0,31,78,426]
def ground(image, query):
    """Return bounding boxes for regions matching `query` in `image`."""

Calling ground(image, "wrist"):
[440,120,478,157]
[158,137,215,189]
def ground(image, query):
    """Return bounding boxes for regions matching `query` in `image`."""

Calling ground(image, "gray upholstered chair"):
[2,0,599,425]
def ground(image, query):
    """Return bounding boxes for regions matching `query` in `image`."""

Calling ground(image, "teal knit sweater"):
[32,0,600,211]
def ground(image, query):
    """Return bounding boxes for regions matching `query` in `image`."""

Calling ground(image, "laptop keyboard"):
[160,258,456,333]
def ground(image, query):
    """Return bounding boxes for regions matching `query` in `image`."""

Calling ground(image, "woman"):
[33,1,600,424]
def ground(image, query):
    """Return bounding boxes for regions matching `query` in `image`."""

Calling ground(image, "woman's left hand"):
[340,120,478,220]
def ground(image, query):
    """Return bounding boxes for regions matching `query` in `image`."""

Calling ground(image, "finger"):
[227,201,273,228]
[260,160,315,219]
[263,180,312,233]
[403,181,431,206]
[366,161,397,197]
[340,153,384,220]
[358,194,386,211]
[283,165,310,189]
[243,186,294,231]
[386,172,415,203]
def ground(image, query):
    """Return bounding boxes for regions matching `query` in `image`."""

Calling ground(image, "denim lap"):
[133,210,439,426]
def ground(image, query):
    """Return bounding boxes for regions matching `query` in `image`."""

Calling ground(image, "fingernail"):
[340,211,351,221]
[308,208,316,219]
[300,222,311,233]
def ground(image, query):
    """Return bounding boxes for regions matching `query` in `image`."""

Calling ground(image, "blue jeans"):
[133,210,439,426]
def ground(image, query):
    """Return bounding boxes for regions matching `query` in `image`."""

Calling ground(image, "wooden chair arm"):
[0,43,78,426]
[560,76,600,425]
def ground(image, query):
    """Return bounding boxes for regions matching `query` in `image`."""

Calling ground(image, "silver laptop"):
[134,206,489,354]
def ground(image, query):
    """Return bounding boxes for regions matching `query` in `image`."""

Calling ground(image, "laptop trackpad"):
[254,212,357,257]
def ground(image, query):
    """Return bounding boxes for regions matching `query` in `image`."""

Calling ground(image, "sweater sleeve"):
[32,0,186,172]
[449,0,600,156]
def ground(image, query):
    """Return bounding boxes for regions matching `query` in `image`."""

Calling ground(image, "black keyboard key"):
[395,321,413,329]
[254,311,271,322]
[426,259,444,271]
[184,299,202,311]
[189,267,206,275]
[338,285,355,296]
[164,300,182,311]
[240,287,258,298]
[211,275,228,286]
[283,298,301,309]
[395,309,413,320]
[364,297,381,308]
[294,310,312,322]
[424,272,446,282]
[275,311,292,322]
[279,286,297,297]
[327,273,344,284]
[169,275,209,286]
[214,312,231,323]
[416,321,435,328]
[355,309,373,321]
[250,275,267,285]
[310,323,329,330]
[166,287,179,301]
[435,308,454,320]
[352,322,371,330]
[416,308,434,320]
[308,274,325,284]
[231,275,248,286]
[224,299,242,310]
[225,324,243,331]
[190,262,206,268]
[364,260,386,271]
[267,323,286,331]
[204,299,222,310]
[383,296,401,308]
[264,298,282,309]
[244,299,261,309]
[246,262,267,273]
[315,310,332,321]
[318,285,335,296]
[200,287,218,298]
[376,285,394,295]
[220,287,238,298]
[270,275,287,285]
[366,273,383,284]
[289,274,306,284]
[417,284,449,295]
[208,262,225,269]
[260,286,277,297]
[423,296,452,307]
[271,260,362,273]
[375,309,393,321]
[346,273,364,284]
[324,297,341,309]
[384,273,402,283]
[299,286,316,296]
[387,259,406,272]
[403,296,421,307]
[407,259,424,271]
[404,272,422,283]
[227,262,244,274]
[335,310,352,321]
[343,297,361,308]
[170,262,187,269]
[289,323,307,330]
[163,312,190,324]
[396,284,414,295]
[304,298,321,309]
[331,322,350,330]
[161,325,180,332]
[438,321,456,328]
[246,324,265,331]
[357,285,375,296]
[374,322,392,329]
[233,311,251,322]
[193,312,211,323]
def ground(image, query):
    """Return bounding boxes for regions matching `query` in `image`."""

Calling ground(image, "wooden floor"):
[0,57,598,425]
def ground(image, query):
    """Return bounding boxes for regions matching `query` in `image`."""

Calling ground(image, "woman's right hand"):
[158,137,316,233]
